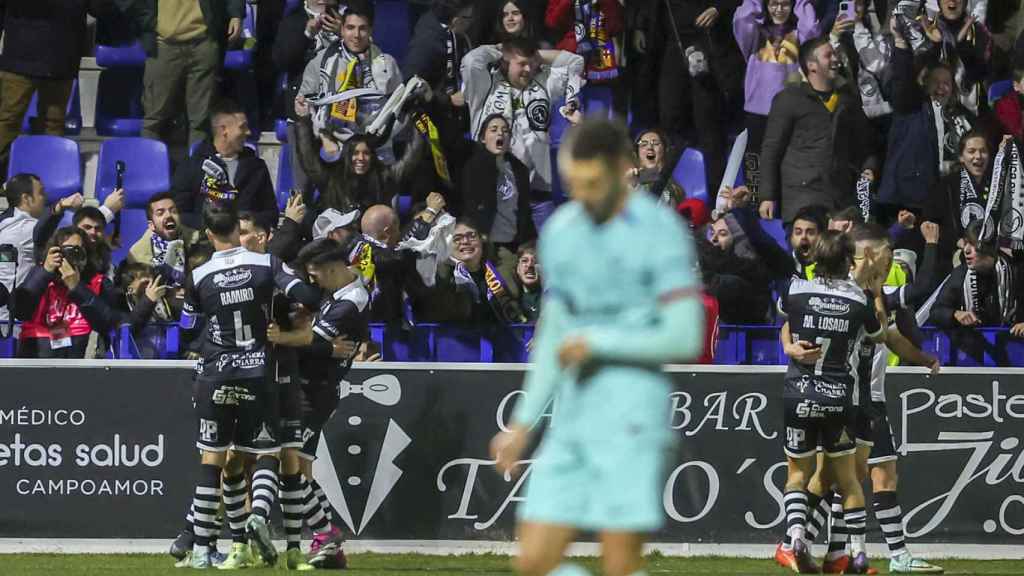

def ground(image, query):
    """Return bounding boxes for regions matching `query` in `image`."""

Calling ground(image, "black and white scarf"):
[963,256,1016,325]
[481,78,551,135]
[441,23,461,95]
[958,167,986,231]
[984,139,1024,251]
[856,172,872,223]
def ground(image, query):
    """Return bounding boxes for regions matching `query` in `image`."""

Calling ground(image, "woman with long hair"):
[295,96,428,214]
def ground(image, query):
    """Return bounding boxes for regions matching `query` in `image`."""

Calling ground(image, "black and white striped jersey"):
[782,277,884,406]
[182,247,319,381]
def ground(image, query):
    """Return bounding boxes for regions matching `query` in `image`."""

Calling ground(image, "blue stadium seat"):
[277,143,295,210]
[988,79,1014,105]
[395,195,413,220]
[673,148,708,204]
[7,135,81,202]
[492,325,535,363]
[581,85,614,119]
[285,0,302,15]
[95,69,145,137]
[95,41,147,68]
[714,326,744,365]
[223,5,257,70]
[96,138,171,264]
[21,79,82,136]
[434,325,491,362]
[276,118,290,143]
[93,39,147,136]
[374,0,410,66]
[761,218,788,251]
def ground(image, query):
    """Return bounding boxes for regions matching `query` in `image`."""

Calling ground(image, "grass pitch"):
[1,553,1021,576]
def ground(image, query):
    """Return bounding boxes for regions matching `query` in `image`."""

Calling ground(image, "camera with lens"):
[60,245,87,270]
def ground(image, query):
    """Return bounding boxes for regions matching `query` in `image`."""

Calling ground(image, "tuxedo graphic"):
[312,374,411,535]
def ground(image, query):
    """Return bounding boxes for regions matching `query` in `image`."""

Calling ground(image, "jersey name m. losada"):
[783,277,883,407]
[183,247,310,382]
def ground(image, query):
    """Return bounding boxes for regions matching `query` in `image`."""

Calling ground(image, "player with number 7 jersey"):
[774,230,886,575]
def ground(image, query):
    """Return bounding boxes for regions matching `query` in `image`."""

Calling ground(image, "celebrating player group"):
[172,203,367,570]
[169,117,944,575]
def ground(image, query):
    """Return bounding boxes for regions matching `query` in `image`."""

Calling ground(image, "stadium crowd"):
[0,0,1023,364]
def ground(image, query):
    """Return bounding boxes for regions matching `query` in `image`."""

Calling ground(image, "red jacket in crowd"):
[995,91,1024,142]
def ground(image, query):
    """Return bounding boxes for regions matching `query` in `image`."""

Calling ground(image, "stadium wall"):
[0,361,1022,557]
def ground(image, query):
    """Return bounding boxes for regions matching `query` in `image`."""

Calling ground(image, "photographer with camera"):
[13,227,116,358]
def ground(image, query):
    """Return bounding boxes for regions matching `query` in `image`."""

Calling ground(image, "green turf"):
[1,553,1022,576]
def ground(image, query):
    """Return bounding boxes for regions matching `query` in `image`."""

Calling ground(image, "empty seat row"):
[6,135,170,264]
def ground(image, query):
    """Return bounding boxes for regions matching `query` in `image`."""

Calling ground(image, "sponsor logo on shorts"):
[808,296,851,317]
[786,426,806,450]
[211,385,257,405]
[253,423,276,444]
[212,268,253,289]
[199,419,218,443]
[796,400,844,419]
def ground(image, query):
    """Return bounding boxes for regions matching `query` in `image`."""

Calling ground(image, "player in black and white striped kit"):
[180,205,320,569]
[268,237,370,568]
[775,230,888,574]
[802,224,944,574]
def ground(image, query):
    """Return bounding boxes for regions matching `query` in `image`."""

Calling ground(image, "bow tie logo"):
[340,375,401,406]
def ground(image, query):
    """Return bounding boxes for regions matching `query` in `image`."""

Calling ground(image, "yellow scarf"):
[330,59,361,124]
[414,112,451,186]
[821,91,839,113]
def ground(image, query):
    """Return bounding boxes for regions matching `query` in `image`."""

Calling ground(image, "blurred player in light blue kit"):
[490,118,706,576]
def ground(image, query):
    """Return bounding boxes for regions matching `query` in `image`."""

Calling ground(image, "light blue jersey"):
[513,191,704,532]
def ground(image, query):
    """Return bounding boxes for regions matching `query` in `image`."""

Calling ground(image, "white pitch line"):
[0,539,1021,559]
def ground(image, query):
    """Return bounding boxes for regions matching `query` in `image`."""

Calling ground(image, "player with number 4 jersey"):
[179,205,320,569]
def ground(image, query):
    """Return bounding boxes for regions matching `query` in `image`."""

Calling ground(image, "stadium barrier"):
[0,361,1022,546]
[2,324,1022,366]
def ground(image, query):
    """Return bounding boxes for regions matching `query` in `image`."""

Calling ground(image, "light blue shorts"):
[517,368,674,532]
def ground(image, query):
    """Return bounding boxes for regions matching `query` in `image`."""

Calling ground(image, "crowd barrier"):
[1,324,1021,366]
[0,362,1021,545]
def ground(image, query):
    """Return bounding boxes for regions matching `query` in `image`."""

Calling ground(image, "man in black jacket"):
[119,0,244,145]
[172,101,278,231]
[273,0,343,200]
[759,36,879,225]
[0,0,115,171]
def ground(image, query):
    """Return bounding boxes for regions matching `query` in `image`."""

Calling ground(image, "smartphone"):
[0,244,16,264]
[838,0,856,21]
